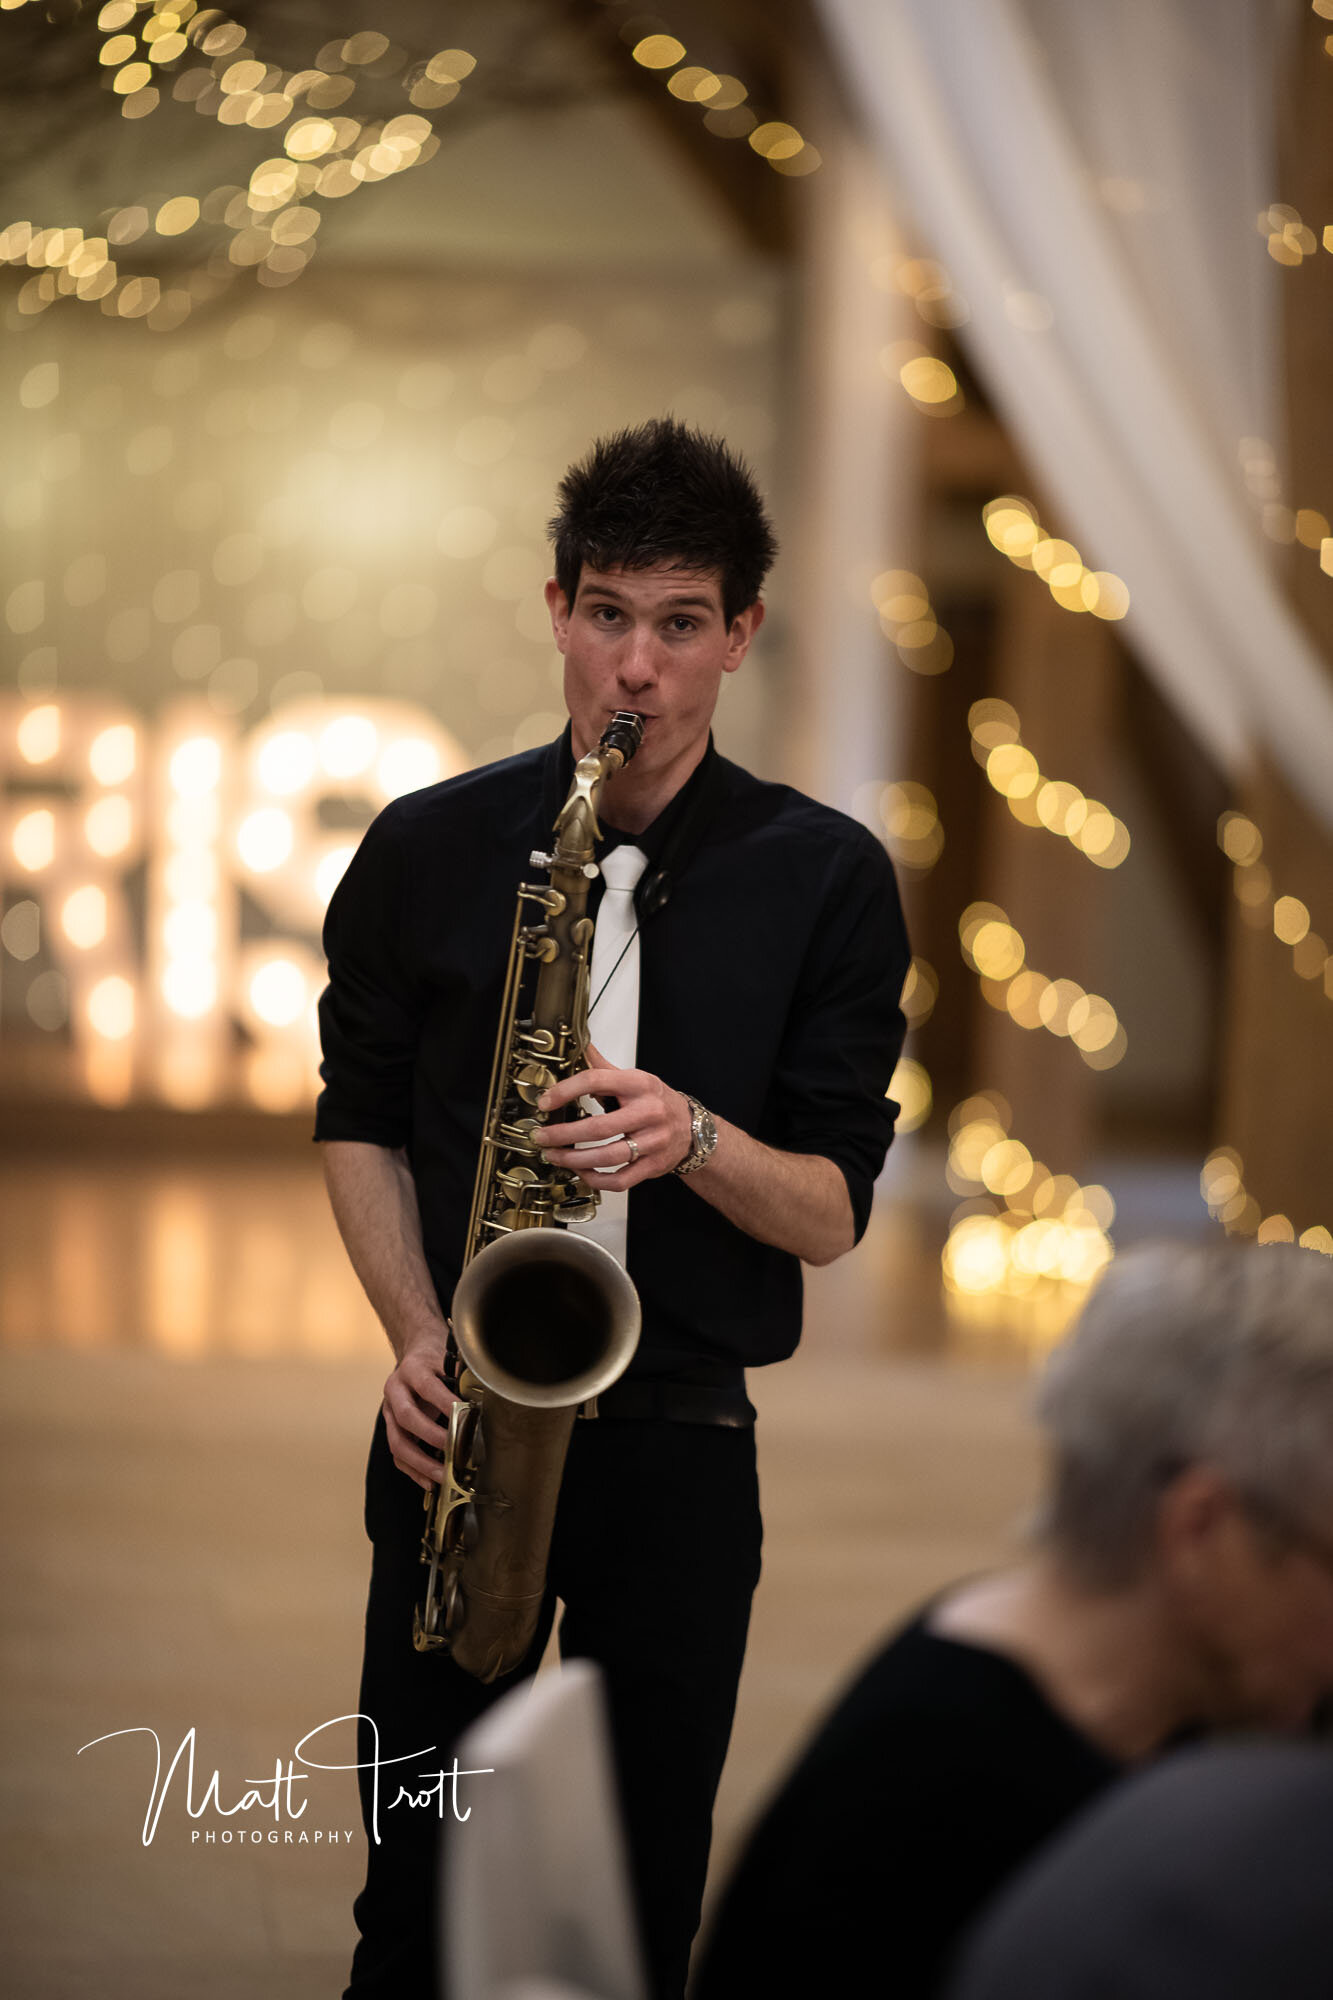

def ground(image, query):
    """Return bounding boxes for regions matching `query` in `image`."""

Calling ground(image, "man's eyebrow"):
[581,588,719,612]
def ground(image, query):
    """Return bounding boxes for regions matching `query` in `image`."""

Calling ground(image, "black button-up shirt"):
[314,730,910,1383]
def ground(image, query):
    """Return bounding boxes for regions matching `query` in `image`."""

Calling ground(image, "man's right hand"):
[382,1325,459,1490]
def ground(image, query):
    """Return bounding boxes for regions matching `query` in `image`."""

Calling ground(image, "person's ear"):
[723,599,765,674]
[1156,1463,1238,1588]
[545,576,571,653]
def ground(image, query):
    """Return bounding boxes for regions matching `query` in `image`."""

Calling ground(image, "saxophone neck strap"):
[634,738,729,921]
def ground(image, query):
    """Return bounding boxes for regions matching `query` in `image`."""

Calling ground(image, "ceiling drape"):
[818,0,1333,833]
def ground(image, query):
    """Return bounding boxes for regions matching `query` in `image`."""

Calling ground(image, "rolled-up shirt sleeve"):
[771,830,910,1242]
[314,806,423,1148]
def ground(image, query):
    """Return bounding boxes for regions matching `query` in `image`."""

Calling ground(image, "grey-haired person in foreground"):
[694,1241,1333,2000]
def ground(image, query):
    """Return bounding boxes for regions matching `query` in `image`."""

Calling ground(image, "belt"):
[578,1381,756,1427]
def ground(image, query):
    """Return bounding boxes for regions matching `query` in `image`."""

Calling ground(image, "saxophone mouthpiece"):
[603,711,646,763]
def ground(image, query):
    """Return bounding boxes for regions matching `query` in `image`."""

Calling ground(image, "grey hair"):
[1031,1241,1333,1584]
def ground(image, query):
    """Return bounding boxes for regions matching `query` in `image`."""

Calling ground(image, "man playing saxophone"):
[316,418,911,1999]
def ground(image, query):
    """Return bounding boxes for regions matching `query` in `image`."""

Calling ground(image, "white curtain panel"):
[819,0,1333,833]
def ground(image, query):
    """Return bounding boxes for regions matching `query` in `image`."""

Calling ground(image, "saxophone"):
[412,711,645,1681]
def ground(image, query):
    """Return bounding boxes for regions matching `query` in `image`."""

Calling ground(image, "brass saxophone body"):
[412,711,645,1681]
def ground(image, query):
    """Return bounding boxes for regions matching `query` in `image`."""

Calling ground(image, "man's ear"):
[544,576,571,652]
[723,599,765,674]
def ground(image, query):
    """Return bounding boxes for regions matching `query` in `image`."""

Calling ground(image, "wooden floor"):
[0,1150,1043,1999]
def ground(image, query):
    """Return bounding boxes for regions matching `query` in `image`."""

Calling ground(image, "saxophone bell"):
[451,1228,641,1410]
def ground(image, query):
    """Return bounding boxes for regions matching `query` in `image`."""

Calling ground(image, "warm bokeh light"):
[899,355,959,406]
[888,1056,932,1134]
[378,736,441,798]
[870,569,955,674]
[986,743,1040,799]
[89,723,137,785]
[319,714,377,778]
[237,807,295,873]
[164,849,218,901]
[969,918,1025,981]
[256,730,318,795]
[166,794,221,845]
[632,34,686,69]
[88,974,135,1040]
[1274,894,1310,945]
[876,253,970,329]
[5,14,475,324]
[85,795,134,857]
[169,735,222,795]
[983,494,1129,618]
[970,702,1131,868]
[161,957,219,1019]
[959,903,1125,1069]
[1216,811,1331,996]
[1218,811,1263,866]
[1202,1147,1332,1250]
[625,24,818,174]
[60,885,109,950]
[899,956,939,1028]
[17,703,60,764]
[942,1093,1115,1336]
[316,843,356,906]
[249,956,308,1026]
[13,808,56,872]
[878,781,944,871]
[163,898,217,958]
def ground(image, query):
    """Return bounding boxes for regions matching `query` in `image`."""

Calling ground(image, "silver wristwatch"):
[673,1094,718,1176]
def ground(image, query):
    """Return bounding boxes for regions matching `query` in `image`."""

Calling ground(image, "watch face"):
[690,1102,716,1166]
[669,1097,716,1174]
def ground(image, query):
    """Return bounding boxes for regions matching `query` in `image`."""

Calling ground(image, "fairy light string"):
[0,1,477,329]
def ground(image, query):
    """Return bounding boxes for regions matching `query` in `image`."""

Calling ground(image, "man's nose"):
[617,626,660,691]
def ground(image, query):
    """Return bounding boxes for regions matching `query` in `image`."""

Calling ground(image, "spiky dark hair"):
[548,417,778,624]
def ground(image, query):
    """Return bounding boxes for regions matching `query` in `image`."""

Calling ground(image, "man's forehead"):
[574,563,724,608]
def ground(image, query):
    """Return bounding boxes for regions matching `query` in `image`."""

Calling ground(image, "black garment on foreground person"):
[947,1742,1333,2000]
[692,1614,1123,2000]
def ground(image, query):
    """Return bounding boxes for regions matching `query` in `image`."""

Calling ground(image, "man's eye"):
[669,617,696,634]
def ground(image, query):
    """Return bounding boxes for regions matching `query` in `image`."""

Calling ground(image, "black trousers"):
[344,1410,764,2000]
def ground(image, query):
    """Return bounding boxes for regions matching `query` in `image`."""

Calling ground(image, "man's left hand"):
[537,1041,694,1188]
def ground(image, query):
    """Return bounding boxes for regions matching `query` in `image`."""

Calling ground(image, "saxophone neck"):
[553,711,646,864]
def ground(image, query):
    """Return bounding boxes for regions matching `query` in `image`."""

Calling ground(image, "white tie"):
[568,843,647,1269]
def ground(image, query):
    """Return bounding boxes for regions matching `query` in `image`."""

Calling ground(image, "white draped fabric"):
[818,0,1333,833]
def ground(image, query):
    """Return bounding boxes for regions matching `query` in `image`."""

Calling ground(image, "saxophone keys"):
[518,884,567,917]
[495,1165,539,1201]
[550,1172,599,1222]
[514,1061,556,1104]
[516,1027,556,1055]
